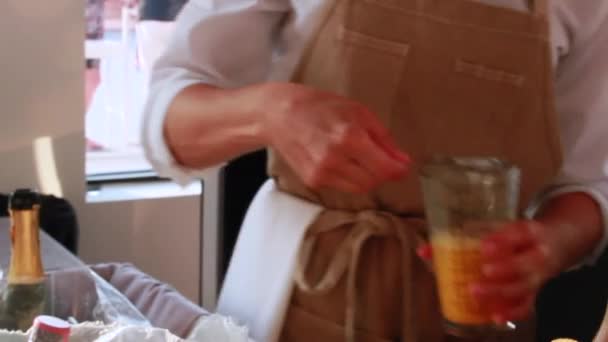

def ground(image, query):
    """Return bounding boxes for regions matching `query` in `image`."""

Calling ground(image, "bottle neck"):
[8,208,44,284]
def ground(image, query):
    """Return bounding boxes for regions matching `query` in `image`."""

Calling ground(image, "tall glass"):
[420,156,521,337]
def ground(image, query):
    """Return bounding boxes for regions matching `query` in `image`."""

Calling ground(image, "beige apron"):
[269,0,562,341]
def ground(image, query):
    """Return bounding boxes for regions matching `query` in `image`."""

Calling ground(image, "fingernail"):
[393,151,411,165]
[482,264,495,277]
[416,247,424,258]
[416,245,431,259]
[492,314,505,324]
[469,284,482,296]
[481,241,498,256]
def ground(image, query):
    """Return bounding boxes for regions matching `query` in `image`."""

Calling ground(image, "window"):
[85,0,158,180]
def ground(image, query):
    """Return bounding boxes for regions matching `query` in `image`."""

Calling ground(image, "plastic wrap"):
[47,266,150,326]
[71,322,182,342]
[0,314,254,341]
[187,314,252,342]
[0,267,254,341]
[0,266,149,332]
[0,322,183,342]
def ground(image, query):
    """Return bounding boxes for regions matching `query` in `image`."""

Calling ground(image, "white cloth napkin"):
[217,180,322,342]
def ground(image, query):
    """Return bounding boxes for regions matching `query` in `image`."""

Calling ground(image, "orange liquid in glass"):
[432,232,491,325]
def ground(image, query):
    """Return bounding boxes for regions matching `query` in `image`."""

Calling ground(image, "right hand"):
[259,83,410,194]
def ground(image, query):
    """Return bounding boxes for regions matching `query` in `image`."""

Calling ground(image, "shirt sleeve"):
[528,0,608,266]
[141,0,289,185]
[526,184,608,268]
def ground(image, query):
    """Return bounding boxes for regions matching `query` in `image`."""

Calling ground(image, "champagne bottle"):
[0,189,46,331]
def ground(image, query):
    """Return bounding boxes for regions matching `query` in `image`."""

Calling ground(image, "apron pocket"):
[337,26,410,57]
[281,305,395,342]
[335,26,410,119]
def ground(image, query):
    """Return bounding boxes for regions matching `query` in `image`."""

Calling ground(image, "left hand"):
[418,220,563,323]
[473,220,564,323]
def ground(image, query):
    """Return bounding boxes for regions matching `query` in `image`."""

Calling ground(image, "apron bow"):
[294,210,427,342]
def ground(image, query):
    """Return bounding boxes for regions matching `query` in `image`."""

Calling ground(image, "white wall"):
[0,0,85,202]
[0,0,201,305]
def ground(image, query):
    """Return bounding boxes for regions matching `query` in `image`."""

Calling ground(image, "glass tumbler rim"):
[419,156,520,184]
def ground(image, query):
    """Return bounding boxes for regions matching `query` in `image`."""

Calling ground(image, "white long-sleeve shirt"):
[142,0,608,264]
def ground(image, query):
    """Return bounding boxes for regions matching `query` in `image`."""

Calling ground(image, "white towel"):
[217,180,322,342]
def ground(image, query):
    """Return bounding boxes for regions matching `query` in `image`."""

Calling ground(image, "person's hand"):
[259,83,410,194]
[417,220,563,323]
[472,221,562,323]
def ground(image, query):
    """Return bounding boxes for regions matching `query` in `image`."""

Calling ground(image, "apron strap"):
[290,0,340,81]
[294,210,426,342]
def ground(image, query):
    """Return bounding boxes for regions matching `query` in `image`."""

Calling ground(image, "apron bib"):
[221,0,562,341]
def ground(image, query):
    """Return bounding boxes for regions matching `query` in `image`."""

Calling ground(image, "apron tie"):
[293,210,427,342]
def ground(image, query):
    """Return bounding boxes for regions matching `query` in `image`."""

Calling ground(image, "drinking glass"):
[420,156,520,337]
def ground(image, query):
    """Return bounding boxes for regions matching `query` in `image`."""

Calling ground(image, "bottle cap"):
[9,189,41,210]
[32,315,70,336]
